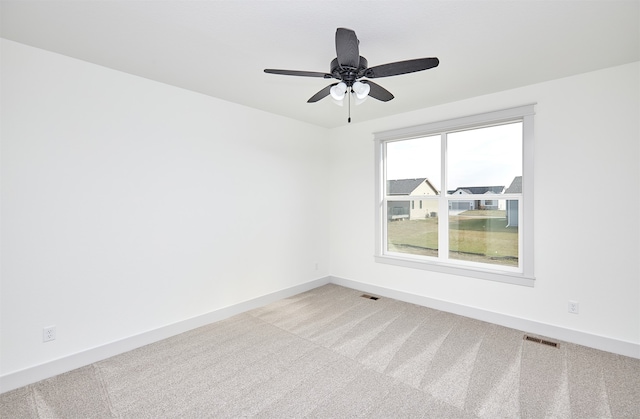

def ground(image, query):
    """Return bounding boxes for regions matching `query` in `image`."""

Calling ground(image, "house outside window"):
[374,105,535,286]
[387,178,439,222]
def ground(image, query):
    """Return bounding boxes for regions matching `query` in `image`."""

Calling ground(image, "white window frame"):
[374,104,535,287]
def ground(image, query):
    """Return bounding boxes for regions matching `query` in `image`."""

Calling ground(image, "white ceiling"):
[2,1,638,128]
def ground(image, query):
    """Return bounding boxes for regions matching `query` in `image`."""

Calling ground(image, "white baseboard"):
[0,276,330,394]
[329,276,640,359]
[3,274,637,394]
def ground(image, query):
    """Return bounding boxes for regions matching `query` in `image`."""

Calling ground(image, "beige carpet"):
[2,284,639,418]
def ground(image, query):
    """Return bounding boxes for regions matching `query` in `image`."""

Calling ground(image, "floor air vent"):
[361,294,379,301]
[524,335,559,348]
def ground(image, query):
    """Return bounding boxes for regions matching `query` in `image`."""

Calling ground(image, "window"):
[374,105,535,286]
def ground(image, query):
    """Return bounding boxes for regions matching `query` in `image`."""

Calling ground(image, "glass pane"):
[448,200,518,267]
[387,204,438,257]
[386,135,441,193]
[385,135,440,258]
[447,122,522,193]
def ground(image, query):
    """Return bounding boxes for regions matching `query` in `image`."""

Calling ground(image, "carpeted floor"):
[2,284,639,418]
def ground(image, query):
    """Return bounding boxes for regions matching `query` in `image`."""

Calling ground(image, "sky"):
[386,122,522,191]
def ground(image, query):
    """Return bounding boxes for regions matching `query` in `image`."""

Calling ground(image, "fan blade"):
[335,28,360,69]
[364,57,439,78]
[362,80,394,102]
[264,69,333,78]
[307,83,337,103]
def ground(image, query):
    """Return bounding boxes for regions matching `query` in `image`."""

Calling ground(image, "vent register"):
[524,335,559,348]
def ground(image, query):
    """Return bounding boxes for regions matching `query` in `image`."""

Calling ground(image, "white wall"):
[329,62,640,351]
[0,39,330,378]
[2,37,638,392]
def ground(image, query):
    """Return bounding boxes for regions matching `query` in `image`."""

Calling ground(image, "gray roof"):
[505,176,522,193]
[387,178,431,195]
[451,185,505,194]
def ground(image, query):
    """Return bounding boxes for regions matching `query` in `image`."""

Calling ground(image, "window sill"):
[374,254,535,287]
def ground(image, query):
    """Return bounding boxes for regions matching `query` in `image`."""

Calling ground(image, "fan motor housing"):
[331,56,368,86]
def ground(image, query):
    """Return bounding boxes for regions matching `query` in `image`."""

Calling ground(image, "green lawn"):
[387,210,518,267]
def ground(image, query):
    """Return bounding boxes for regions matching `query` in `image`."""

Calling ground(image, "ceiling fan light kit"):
[264,28,439,123]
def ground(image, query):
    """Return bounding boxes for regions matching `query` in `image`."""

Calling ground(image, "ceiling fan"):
[264,27,439,120]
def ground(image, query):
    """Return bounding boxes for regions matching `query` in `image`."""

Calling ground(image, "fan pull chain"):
[348,88,352,123]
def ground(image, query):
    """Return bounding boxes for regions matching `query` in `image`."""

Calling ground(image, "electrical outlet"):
[315,263,319,270]
[43,326,56,342]
[568,300,579,314]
